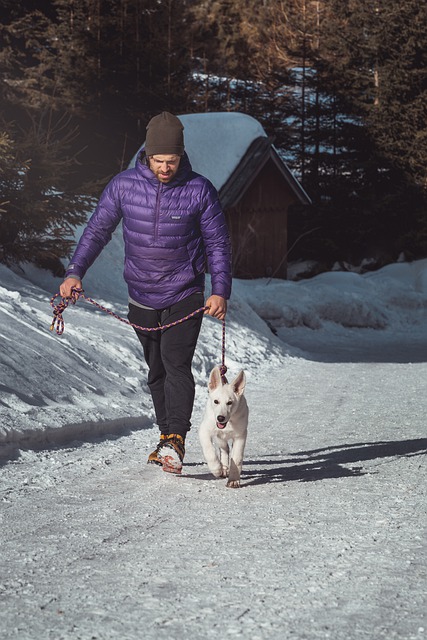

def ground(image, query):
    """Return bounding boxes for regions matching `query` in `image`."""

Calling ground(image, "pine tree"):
[187,0,297,153]
[367,2,427,191]
[0,3,96,270]
[188,0,252,112]
[290,0,427,264]
[0,115,91,271]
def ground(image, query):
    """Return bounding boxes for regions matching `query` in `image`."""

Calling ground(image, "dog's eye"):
[214,399,219,404]
[226,401,232,406]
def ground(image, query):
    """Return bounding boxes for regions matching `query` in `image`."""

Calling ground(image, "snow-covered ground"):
[1,253,426,640]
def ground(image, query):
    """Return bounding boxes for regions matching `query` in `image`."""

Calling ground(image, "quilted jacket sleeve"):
[65,179,122,280]
[199,180,232,300]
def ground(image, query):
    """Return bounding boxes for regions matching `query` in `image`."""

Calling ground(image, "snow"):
[1,248,427,638]
[129,112,267,191]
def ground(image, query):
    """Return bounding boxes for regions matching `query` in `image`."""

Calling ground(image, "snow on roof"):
[129,112,267,191]
[178,112,266,190]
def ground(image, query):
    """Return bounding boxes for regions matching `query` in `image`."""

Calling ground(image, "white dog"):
[199,366,249,488]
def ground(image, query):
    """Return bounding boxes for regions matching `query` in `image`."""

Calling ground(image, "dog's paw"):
[207,462,229,479]
[209,466,223,478]
[226,479,240,488]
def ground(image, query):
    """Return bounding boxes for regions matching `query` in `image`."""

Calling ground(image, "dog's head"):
[208,366,246,429]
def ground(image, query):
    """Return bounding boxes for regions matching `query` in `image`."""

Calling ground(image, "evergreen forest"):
[1,0,426,276]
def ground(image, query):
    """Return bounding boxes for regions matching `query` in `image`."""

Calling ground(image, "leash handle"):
[49,287,81,334]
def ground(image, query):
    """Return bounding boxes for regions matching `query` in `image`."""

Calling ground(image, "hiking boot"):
[147,434,169,466]
[158,434,185,474]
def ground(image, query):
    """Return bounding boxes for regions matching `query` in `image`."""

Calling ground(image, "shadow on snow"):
[185,437,427,486]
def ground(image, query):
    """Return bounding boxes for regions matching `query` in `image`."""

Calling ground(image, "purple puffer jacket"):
[66,153,232,308]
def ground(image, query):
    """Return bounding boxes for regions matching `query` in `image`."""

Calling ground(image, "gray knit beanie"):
[145,111,184,156]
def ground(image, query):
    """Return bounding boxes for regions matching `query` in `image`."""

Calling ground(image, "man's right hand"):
[60,277,82,298]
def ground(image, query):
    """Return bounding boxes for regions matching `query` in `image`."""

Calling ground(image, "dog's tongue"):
[216,421,227,429]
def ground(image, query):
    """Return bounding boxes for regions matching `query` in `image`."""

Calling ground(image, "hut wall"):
[225,161,296,279]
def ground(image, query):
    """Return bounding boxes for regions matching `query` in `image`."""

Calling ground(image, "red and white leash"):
[49,287,227,378]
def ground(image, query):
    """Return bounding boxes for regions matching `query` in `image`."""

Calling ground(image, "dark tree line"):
[1,0,426,274]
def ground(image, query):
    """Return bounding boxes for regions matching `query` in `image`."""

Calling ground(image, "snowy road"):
[1,355,426,640]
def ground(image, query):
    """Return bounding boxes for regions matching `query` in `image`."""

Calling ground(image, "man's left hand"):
[205,295,227,320]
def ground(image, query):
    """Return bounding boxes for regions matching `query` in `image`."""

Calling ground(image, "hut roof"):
[218,136,311,208]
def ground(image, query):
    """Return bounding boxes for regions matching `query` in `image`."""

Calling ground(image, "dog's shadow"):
[185,437,427,486]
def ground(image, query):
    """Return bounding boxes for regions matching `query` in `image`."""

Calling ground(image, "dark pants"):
[128,293,204,439]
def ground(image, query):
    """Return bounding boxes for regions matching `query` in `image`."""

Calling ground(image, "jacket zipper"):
[154,182,162,243]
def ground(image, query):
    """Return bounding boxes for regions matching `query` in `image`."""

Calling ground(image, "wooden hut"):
[219,136,311,279]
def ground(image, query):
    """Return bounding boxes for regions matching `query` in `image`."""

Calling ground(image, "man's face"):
[148,155,181,183]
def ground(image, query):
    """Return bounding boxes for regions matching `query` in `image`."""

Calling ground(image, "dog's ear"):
[208,366,222,391]
[232,370,246,396]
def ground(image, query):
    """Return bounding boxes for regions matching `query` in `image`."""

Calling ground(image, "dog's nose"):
[217,415,226,424]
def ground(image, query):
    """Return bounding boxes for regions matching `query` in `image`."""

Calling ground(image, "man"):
[60,111,232,473]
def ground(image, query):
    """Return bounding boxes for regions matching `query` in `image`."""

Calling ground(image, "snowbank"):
[1,257,426,451]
